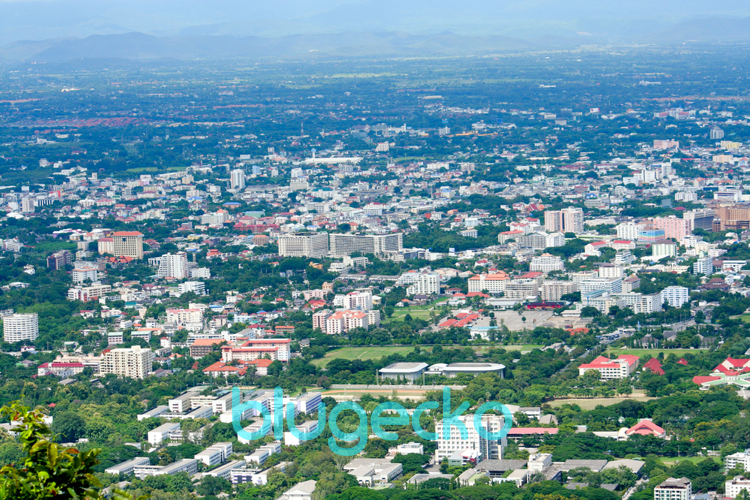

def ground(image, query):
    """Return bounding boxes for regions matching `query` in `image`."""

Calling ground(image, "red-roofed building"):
[189,338,226,359]
[203,361,247,378]
[578,355,640,379]
[626,419,666,438]
[677,358,688,366]
[712,357,750,375]
[693,375,721,386]
[644,358,665,376]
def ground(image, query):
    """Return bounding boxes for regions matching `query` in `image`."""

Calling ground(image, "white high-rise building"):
[694,256,714,276]
[655,478,692,500]
[529,254,564,273]
[616,222,646,241]
[660,286,689,308]
[435,414,506,463]
[3,313,39,343]
[230,169,246,190]
[406,273,440,296]
[342,291,373,311]
[329,233,403,257]
[153,252,189,279]
[99,345,153,379]
[278,234,329,258]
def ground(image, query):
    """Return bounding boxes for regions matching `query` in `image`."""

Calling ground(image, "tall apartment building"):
[67,284,111,302]
[580,277,623,295]
[529,254,564,273]
[652,216,691,241]
[655,478,692,500]
[544,207,584,234]
[151,252,189,279]
[112,231,144,259]
[541,281,577,302]
[615,222,646,241]
[278,233,329,258]
[166,308,204,327]
[406,273,440,296]
[598,264,623,279]
[3,313,39,343]
[693,255,714,276]
[329,233,403,257]
[100,346,153,379]
[660,286,689,308]
[341,290,373,311]
[230,169,246,190]
[435,414,506,463]
[47,250,72,270]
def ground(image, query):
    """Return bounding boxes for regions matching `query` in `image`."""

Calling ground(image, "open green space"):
[312,346,415,368]
[659,456,721,466]
[606,348,708,357]
[472,345,544,353]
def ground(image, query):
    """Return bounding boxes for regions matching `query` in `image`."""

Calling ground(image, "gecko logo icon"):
[232,387,512,456]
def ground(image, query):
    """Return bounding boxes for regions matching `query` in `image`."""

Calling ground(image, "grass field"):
[739,315,750,323]
[385,309,433,323]
[312,346,415,368]
[549,396,657,410]
[605,348,708,357]
[659,456,720,466]
[471,345,544,353]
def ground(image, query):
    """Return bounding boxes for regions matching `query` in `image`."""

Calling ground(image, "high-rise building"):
[47,250,72,270]
[529,254,564,273]
[541,281,578,302]
[230,169,246,190]
[100,346,154,379]
[544,207,584,234]
[278,233,329,258]
[328,233,403,257]
[683,209,715,230]
[152,252,189,279]
[655,478,692,500]
[406,273,440,296]
[112,231,144,259]
[3,313,39,343]
[710,127,725,140]
[693,256,714,276]
[616,221,646,241]
[435,414,506,463]
[652,216,691,241]
[660,286,689,308]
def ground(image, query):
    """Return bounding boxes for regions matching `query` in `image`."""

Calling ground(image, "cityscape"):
[1,2,750,500]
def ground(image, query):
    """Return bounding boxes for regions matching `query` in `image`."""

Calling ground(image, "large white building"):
[3,313,39,343]
[406,273,440,296]
[616,222,646,241]
[166,308,204,328]
[529,254,564,273]
[578,355,640,380]
[230,169,246,190]
[541,281,577,302]
[660,286,689,308]
[329,233,403,257]
[435,414,507,463]
[655,478,692,500]
[580,277,623,295]
[693,255,714,276]
[727,477,750,500]
[100,346,153,379]
[151,252,189,279]
[278,233,329,258]
[468,272,510,294]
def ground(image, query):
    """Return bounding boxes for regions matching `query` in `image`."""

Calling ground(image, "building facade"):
[3,313,39,343]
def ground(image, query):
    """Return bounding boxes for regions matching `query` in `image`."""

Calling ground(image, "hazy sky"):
[0,0,748,45]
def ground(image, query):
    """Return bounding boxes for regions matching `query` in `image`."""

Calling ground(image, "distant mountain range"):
[0,0,749,63]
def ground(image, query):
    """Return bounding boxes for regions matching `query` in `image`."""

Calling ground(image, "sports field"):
[312,346,415,368]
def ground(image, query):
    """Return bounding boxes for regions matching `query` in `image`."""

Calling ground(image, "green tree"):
[50,412,86,443]
[0,402,103,499]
